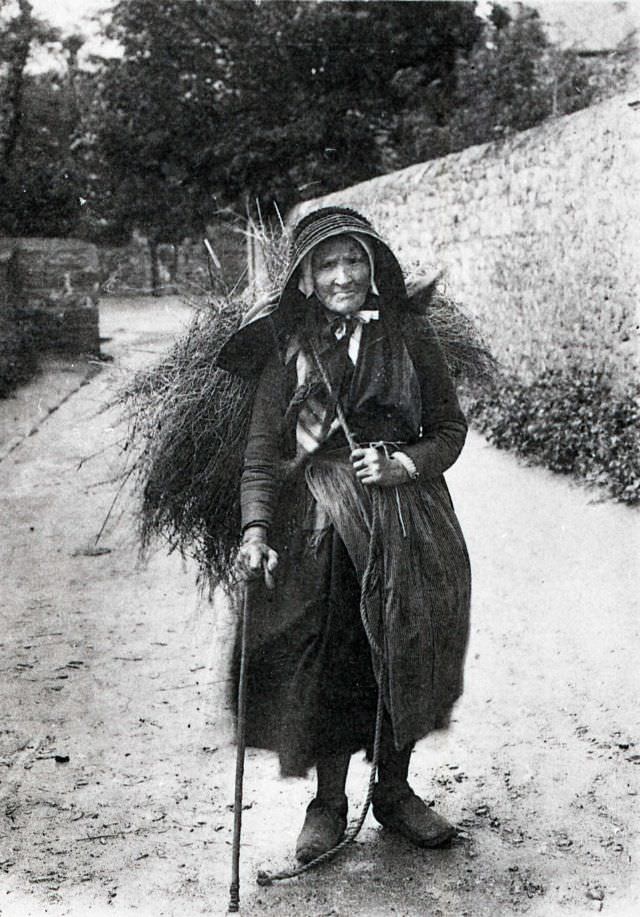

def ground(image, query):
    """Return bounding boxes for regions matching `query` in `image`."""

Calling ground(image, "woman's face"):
[311,236,371,315]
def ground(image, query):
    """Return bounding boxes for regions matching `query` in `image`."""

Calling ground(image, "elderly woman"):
[220,206,471,864]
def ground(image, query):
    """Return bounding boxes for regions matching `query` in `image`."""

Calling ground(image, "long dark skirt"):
[231,462,471,778]
[232,525,380,777]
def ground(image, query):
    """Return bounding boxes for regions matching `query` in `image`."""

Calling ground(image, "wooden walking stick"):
[228,580,252,912]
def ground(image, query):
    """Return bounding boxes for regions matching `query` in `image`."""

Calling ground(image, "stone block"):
[11,238,100,355]
[13,238,100,302]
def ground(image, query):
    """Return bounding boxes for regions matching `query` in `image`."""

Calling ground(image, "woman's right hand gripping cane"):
[236,525,278,590]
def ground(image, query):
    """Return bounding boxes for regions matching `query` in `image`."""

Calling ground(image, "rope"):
[256,671,385,886]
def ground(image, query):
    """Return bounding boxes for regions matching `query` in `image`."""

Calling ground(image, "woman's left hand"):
[351,447,410,487]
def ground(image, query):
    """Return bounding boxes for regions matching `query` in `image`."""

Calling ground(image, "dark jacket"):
[241,314,467,531]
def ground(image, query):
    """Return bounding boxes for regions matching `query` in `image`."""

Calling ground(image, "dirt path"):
[1,296,638,917]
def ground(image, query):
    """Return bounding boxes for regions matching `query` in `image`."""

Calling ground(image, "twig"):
[5,737,34,757]
[203,238,221,270]
[78,826,169,842]
[273,201,285,233]
[93,465,136,546]
[157,677,229,691]
[76,441,124,470]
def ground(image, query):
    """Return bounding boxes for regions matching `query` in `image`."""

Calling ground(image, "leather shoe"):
[372,785,455,848]
[295,796,348,864]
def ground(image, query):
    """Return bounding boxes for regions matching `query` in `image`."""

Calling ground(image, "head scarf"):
[297,232,380,298]
[281,207,387,294]
[217,206,411,378]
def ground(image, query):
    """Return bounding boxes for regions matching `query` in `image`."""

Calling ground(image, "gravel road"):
[1,296,638,917]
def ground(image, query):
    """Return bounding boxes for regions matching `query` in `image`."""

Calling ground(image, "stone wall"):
[98,223,248,296]
[4,238,100,355]
[100,236,151,294]
[291,94,639,387]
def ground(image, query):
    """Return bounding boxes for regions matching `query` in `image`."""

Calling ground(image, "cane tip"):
[256,870,273,886]
[228,900,239,913]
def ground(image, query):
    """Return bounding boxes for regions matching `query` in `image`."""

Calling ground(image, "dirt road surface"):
[1,296,638,917]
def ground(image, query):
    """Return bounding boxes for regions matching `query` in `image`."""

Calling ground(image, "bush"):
[467,367,640,505]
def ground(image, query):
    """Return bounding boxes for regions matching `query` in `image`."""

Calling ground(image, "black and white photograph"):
[1,1,638,914]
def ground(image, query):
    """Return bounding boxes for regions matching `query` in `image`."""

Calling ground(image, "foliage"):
[92,0,481,240]
[1,1,633,246]
[0,72,84,236]
[92,0,633,243]
[390,3,625,166]
[448,8,598,150]
[0,0,59,163]
[0,2,88,237]
[468,368,640,505]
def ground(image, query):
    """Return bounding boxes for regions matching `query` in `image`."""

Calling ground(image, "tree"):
[92,0,481,241]
[90,0,618,255]
[1,70,88,236]
[201,0,482,207]
[0,1,86,237]
[84,0,227,287]
[1,0,36,168]
[448,5,598,150]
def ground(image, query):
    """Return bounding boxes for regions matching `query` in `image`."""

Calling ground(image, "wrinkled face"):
[311,236,371,315]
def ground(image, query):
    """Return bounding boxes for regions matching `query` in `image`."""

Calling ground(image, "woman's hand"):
[351,447,411,487]
[236,526,278,589]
